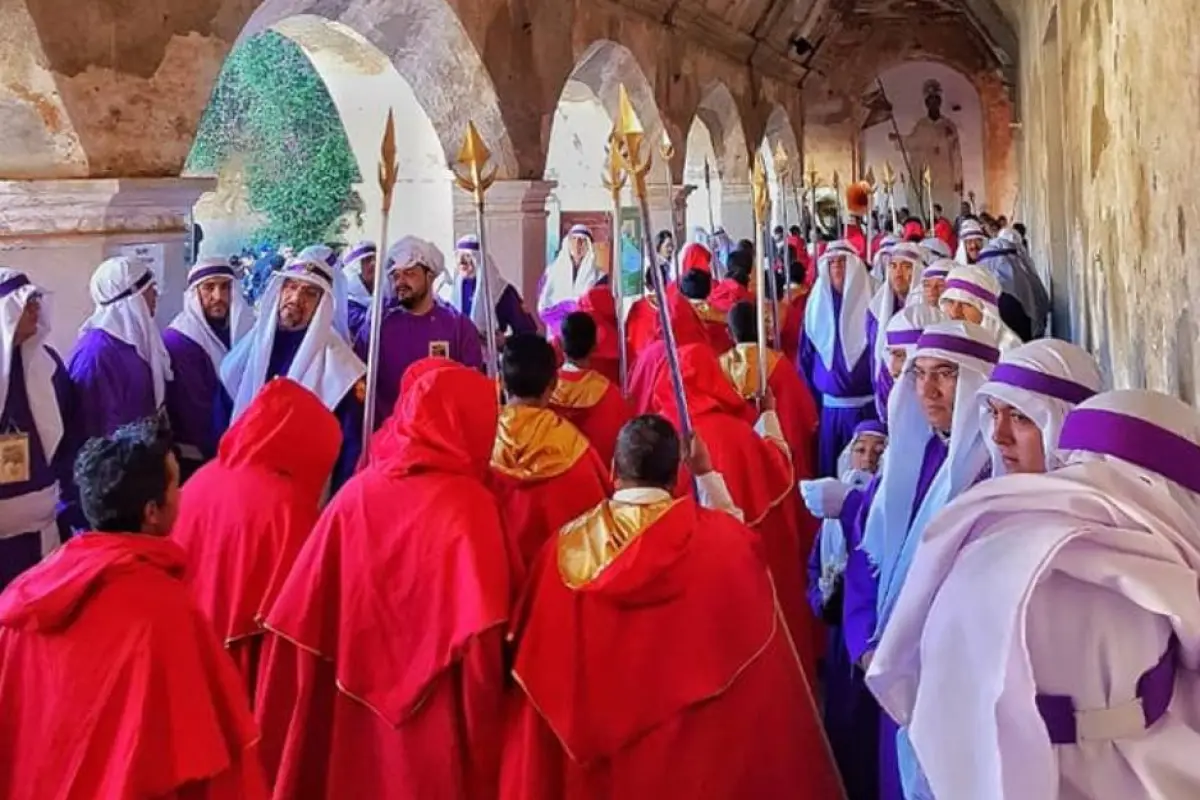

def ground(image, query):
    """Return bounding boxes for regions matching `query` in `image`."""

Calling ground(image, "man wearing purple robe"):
[0,269,80,587]
[341,241,376,341]
[163,258,253,478]
[219,254,366,490]
[447,234,537,339]
[537,224,602,333]
[68,256,172,442]
[799,241,879,477]
[866,241,920,387]
[354,236,483,431]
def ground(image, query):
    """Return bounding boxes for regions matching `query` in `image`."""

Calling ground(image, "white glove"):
[799,478,852,519]
[844,469,875,490]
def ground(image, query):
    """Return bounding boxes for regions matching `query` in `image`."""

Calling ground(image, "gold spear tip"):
[380,109,397,167]
[614,84,644,138]
[456,120,492,169]
[752,152,768,188]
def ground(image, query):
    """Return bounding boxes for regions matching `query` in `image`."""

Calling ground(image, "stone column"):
[452,179,557,312]
[721,183,755,243]
[0,178,215,354]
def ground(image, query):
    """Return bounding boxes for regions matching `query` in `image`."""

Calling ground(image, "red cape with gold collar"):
[549,367,632,468]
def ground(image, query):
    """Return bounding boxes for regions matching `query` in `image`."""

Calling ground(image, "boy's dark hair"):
[614,415,681,489]
[788,225,802,237]
[788,255,808,286]
[727,248,754,286]
[655,230,674,250]
[679,268,713,301]
[735,238,755,255]
[74,416,174,533]
[501,333,559,399]
[727,301,757,344]
[561,312,597,362]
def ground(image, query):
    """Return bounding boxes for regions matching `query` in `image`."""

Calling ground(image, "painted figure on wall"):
[897,80,963,216]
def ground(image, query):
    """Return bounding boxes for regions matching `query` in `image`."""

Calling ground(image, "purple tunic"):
[353,300,483,430]
[163,326,228,476]
[347,298,370,342]
[67,328,157,442]
[866,292,902,423]
[460,280,537,335]
[865,292,901,386]
[875,364,895,426]
[1,347,79,587]
[798,291,879,477]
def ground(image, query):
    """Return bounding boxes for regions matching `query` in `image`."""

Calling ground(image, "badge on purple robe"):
[0,432,30,485]
[429,341,449,358]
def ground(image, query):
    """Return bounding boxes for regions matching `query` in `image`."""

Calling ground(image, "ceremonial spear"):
[703,158,716,235]
[922,164,935,228]
[452,122,500,379]
[764,146,784,351]
[864,167,877,265]
[750,154,772,399]
[362,110,399,455]
[832,170,845,239]
[883,161,899,231]
[806,164,819,254]
[613,84,692,436]
[658,131,681,282]
[602,134,630,395]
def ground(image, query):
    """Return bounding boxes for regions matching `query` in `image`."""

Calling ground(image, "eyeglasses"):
[911,365,959,384]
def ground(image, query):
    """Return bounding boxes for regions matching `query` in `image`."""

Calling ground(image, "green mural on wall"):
[187,30,362,247]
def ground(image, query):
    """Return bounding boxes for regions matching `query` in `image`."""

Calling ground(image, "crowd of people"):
[0,205,1196,800]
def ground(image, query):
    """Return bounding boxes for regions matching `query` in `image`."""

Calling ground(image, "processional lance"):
[362,110,400,457]
[602,133,630,395]
[833,170,846,239]
[765,145,786,351]
[750,153,772,399]
[882,161,899,231]
[658,131,681,282]
[922,164,935,229]
[612,84,692,437]
[703,158,716,236]
[861,167,878,265]
[806,164,819,257]
[452,121,500,381]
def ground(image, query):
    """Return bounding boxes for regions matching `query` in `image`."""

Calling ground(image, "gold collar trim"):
[718,343,782,400]
[558,497,680,588]
[550,369,612,409]
[491,406,591,481]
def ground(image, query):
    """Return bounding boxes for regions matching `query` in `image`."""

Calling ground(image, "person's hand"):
[799,478,851,519]
[683,433,714,476]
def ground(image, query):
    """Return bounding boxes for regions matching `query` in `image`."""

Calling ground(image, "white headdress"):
[0,269,62,460]
[297,245,351,340]
[818,421,889,605]
[906,258,955,308]
[977,235,1050,338]
[804,240,873,372]
[870,242,923,364]
[341,241,376,310]
[954,219,988,263]
[537,225,600,314]
[919,237,952,263]
[939,264,1022,350]
[871,234,900,282]
[451,234,510,332]
[220,256,365,422]
[80,257,172,406]
[167,258,253,369]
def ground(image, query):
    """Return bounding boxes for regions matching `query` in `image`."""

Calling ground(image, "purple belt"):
[1036,636,1178,745]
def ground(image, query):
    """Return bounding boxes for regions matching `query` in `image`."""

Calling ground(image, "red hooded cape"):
[934,216,957,252]
[576,286,625,386]
[549,367,632,468]
[679,241,714,274]
[707,277,753,314]
[0,534,267,799]
[501,497,842,799]
[254,360,513,799]
[653,344,818,679]
[844,224,868,259]
[490,405,612,579]
[173,378,342,702]
[625,289,718,415]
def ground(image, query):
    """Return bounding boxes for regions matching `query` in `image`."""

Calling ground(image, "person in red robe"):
[550,312,632,468]
[653,343,818,680]
[781,258,811,365]
[254,358,512,799]
[678,239,714,275]
[501,415,843,799]
[625,285,713,415]
[172,378,342,702]
[844,221,868,260]
[491,334,612,577]
[933,204,958,252]
[678,268,736,354]
[574,285,623,386]
[0,418,267,799]
[708,247,754,313]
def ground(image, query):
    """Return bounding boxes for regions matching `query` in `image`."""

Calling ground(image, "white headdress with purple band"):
[168,258,253,370]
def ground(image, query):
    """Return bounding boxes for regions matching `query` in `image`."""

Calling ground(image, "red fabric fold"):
[550,369,632,468]
[577,287,625,385]
[708,278,753,313]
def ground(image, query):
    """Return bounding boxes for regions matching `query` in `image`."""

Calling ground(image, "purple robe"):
[67,328,157,441]
[163,325,228,477]
[865,292,902,386]
[353,300,483,430]
[798,291,879,477]
[459,280,537,335]
[875,365,895,426]
[1,347,80,587]
[347,298,370,342]
[842,435,948,800]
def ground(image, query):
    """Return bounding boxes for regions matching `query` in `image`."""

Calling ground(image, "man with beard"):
[164,258,252,478]
[219,255,366,491]
[355,236,482,430]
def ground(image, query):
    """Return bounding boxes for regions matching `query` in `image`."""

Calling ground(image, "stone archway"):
[687,82,753,241]
[760,105,804,234]
[684,117,723,236]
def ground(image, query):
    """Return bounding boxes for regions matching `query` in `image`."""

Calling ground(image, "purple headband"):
[916,332,1001,365]
[923,266,950,279]
[187,264,235,287]
[99,269,155,306]
[0,274,30,298]
[456,237,480,252]
[283,260,333,287]
[568,225,593,240]
[854,420,888,438]
[944,277,998,305]
[1059,409,1200,494]
[990,363,1098,405]
[886,329,923,347]
[343,243,376,264]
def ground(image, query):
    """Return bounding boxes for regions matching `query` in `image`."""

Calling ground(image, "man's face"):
[360,255,377,293]
[912,356,958,433]
[457,252,478,279]
[197,278,231,324]
[278,278,323,331]
[391,263,432,310]
[941,298,983,325]
[850,435,885,473]
[922,276,946,306]
[142,285,158,317]
[568,235,589,262]
[144,451,181,536]
[828,256,847,292]
[889,258,914,297]
[964,238,984,263]
[13,293,40,345]
[888,347,908,379]
[659,238,675,259]
[987,397,1045,473]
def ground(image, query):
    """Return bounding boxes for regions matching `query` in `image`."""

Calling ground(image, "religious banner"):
[617,205,643,297]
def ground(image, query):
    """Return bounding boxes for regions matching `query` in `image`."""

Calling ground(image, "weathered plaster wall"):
[1015,0,1200,402]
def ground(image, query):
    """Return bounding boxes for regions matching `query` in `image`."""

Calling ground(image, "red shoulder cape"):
[549,368,632,469]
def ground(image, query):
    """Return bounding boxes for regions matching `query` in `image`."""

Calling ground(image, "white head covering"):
[297,245,351,340]
[864,320,1000,634]
[883,304,945,365]
[167,258,252,369]
[939,264,1022,350]
[451,234,510,332]
[920,237,952,263]
[818,421,889,605]
[804,240,873,372]
[537,224,600,313]
[870,242,923,364]
[80,256,172,406]
[978,235,1050,337]
[871,234,900,281]
[906,258,955,308]
[341,241,376,310]
[977,339,1102,476]
[954,219,988,263]
[0,269,62,460]
[220,256,365,421]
